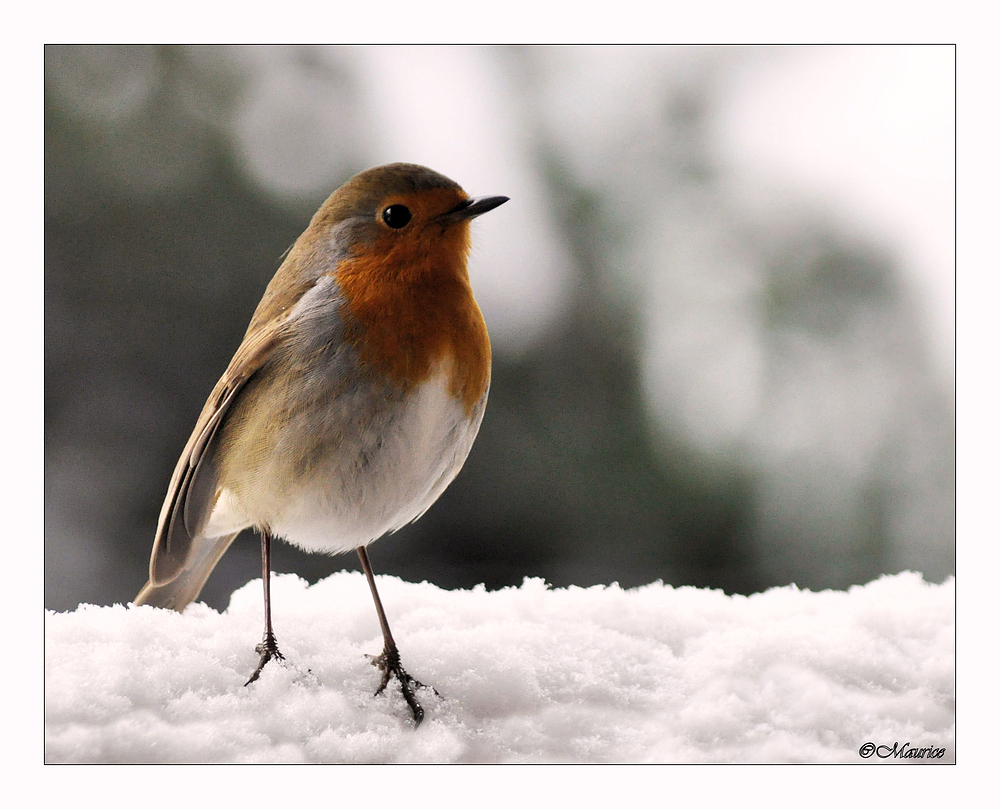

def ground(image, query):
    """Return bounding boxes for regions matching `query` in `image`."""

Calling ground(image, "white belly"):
[208,368,485,555]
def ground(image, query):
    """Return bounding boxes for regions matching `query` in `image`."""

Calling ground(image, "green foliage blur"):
[44,46,955,611]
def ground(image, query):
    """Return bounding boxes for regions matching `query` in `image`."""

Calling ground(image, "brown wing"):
[141,317,288,594]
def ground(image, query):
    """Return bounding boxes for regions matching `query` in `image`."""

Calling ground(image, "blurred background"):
[44,45,955,612]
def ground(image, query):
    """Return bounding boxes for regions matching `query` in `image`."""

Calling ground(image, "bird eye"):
[382,205,412,229]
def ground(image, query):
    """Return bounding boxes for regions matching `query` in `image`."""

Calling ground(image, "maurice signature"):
[858,741,947,760]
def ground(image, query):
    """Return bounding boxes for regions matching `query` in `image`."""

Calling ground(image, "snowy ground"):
[44,571,953,764]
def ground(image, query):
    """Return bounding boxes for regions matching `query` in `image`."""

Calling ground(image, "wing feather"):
[146,318,288,586]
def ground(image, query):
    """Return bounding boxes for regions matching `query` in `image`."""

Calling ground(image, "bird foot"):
[366,645,437,726]
[245,632,285,686]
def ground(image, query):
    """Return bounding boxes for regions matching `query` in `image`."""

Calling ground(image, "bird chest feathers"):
[206,272,490,554]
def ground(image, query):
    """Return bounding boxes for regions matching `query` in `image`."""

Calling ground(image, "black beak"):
[438,195,510,224]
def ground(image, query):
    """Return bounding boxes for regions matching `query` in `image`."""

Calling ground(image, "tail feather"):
[134,532,240,611]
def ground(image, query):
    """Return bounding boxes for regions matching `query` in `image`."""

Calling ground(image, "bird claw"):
[366,646,437,726]
[245,632,285,686]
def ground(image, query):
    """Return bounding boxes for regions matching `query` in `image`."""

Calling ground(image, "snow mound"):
[45,571,954,763]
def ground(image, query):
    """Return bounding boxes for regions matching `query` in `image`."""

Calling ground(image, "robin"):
[135,163,508,725]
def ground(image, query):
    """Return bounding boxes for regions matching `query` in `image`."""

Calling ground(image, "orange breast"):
[333,220,491,415]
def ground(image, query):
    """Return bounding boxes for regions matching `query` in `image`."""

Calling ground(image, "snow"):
[45,571,953,764]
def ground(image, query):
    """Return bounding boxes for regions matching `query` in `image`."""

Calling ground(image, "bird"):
[134,162,508,725]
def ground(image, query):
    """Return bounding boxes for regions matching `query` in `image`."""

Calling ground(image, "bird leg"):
[246,528,285,685]
[357,546,433,726]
